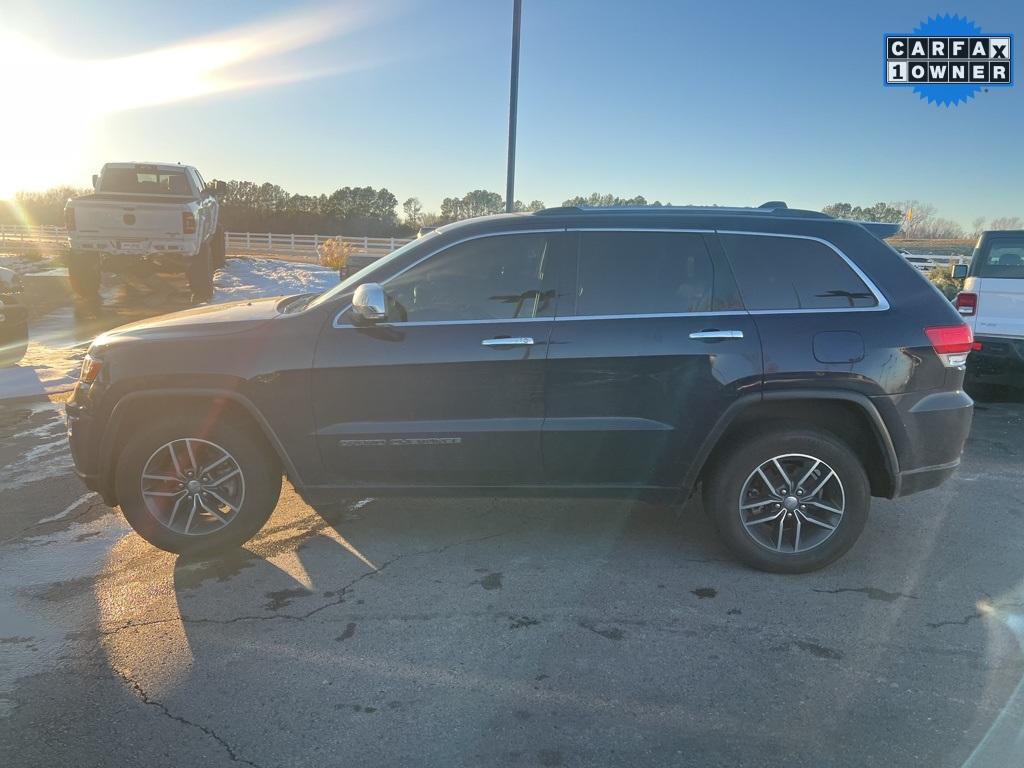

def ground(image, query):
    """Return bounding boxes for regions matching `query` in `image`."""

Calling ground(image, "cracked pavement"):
[1,395,1023,767]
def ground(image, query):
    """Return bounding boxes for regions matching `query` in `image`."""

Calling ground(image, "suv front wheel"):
[114,415,282,554]
[704,426,870,573]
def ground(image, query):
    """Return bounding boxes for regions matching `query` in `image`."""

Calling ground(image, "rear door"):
[541,229,762,487]
[312,230,567,486]
[969,234,1024,338]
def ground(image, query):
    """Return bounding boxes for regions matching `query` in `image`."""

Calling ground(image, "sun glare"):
[0,2,389,202]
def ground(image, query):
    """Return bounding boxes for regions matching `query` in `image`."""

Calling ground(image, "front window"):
[379,233,557,322]
[304,234,437,311]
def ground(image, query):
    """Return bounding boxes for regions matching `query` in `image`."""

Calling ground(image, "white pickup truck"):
[64,162,226,308]
[954,230,1024,393]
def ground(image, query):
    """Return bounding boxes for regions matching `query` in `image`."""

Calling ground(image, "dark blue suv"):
[66,203,974,572]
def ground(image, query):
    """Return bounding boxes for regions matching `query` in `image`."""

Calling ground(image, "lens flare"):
[0,2,392,199]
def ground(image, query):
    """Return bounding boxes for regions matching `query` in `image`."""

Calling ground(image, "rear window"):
[973,238,1024,279]
[100,167,193,196]
[720,234,879,310]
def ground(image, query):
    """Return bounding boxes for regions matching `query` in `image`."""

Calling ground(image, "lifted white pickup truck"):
[955,230,1024,393]
[64,162,226,308]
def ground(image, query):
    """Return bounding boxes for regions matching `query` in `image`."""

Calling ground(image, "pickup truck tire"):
[0,300,28,367]
[187,243,214,304]
[114,415,282,555]
[67,251,101,305]
[211,227,226,270]
[703,426,870,574]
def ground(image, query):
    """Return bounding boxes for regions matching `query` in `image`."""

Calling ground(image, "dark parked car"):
[66,203,974,572]
[0,266,28,367]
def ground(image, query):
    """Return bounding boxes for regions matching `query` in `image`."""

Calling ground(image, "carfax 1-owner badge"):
[885,14,1013,106]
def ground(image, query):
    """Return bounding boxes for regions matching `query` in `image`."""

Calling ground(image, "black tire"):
[67,250,101,304]
[114,414,282,555]
[703,426,870,574]
[211,227,226,270]
[187,242,214,304]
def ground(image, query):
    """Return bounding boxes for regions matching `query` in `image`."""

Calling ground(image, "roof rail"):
[535,202,830,218]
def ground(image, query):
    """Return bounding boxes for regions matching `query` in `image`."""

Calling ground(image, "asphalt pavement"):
[1,386,1023,767]
[1,264,1023,767]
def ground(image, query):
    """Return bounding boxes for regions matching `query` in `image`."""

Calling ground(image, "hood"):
[92,296,285,347]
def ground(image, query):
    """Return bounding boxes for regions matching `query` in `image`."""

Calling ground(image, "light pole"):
[505,0,522,213]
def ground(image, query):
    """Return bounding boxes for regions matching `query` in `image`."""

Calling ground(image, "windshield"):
[304,233,439,310]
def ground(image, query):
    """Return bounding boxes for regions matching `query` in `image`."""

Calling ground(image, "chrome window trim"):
[331,226,890,328]
[715,230,891,313]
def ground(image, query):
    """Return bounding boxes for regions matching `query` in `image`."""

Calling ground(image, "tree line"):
[823,201,1021,239]
[2,183,1018,239]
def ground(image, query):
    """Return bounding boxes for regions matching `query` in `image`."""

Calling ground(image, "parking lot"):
[1,287,1023,768]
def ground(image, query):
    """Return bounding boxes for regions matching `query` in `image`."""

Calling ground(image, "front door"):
[542,229,763,487]
[312,230,567,487]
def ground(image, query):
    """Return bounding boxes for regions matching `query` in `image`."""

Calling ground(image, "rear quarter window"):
[972,238,1024,279]
[719,233,879,310]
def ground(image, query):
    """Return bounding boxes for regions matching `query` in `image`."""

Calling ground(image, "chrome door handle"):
[481,336,534,347]
[689,330,744,340]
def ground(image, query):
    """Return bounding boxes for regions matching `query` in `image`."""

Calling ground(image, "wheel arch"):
[98,389,302,506]
[686,390,901,500]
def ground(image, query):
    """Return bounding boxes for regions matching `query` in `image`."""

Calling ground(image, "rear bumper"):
[895,459,961,497]
[873,389,974,498]
[69,236,201,260]
[967,336,1024,387]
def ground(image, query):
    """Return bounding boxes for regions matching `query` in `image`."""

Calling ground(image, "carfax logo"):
[885,14,1013,106]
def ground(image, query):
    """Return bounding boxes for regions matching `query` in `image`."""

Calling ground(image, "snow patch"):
[0,257,340,401]
[212,256,338,304]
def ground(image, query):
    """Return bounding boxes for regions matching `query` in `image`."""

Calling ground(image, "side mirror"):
[214,180,227,194]
[92,174,99,189]
[351,283,388,323]
[951,264,968,280]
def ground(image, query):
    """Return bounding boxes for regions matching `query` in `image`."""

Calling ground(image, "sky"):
[0,0,1021,225]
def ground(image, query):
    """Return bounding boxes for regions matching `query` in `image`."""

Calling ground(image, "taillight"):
[64,207,76,232]
[954,292,977,316]
[182,212,196,235]
[925,324,974,367]
[79,354,103,383]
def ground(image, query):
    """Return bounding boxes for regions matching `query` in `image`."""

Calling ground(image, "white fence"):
[0,224,412,263]
[0,224,68,251]
[224,232,412,263]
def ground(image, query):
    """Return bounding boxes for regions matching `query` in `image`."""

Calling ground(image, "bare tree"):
[989,216,1023,230]
[970,216,987,237]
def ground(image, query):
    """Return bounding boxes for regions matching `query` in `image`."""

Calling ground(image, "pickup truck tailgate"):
[74,200,185,238]
[972,277,1024,338]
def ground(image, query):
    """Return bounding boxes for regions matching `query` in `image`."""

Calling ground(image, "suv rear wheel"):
[704,426,869,573]
[114,415,282,555]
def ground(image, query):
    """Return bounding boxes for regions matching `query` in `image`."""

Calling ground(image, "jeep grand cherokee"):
[66,203,974,573]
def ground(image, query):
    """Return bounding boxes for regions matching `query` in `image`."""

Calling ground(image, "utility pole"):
[505,0,522,213]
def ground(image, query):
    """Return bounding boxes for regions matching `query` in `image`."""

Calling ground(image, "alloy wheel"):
[737,453,845,554]
[140,438,246,536]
